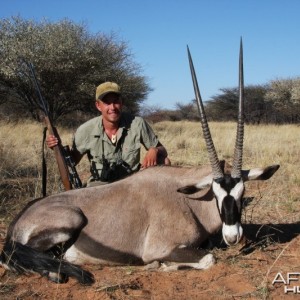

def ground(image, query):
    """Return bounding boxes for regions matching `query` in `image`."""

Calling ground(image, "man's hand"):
[141,147,159,169]
[46,134,59,149]
[46,134,83,165]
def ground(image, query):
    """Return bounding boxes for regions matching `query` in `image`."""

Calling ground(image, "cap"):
[95,82,121,100]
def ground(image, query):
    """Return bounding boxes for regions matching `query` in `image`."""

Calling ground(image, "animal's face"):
[212,175,245,245]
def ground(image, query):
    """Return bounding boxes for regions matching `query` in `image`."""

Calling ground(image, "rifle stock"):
[44,116,72,191]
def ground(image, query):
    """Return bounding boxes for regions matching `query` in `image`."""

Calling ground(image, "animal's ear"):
[177,185,202,194]
[242,165,280,182]
[177,175,212,194]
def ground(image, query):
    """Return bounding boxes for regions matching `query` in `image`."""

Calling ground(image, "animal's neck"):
[188,197,222,235]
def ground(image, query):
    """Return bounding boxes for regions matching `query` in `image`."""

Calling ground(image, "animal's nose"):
[224,234,241,245]
[222,223,243,246]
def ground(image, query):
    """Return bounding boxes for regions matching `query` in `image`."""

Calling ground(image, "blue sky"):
[1,0,300,109]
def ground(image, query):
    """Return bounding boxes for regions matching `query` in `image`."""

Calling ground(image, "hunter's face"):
[96,93,122,123]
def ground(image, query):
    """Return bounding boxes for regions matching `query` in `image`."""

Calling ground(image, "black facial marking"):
[214,174,243,225]
[221,196,240,225]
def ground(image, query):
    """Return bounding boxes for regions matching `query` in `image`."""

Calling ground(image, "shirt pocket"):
[121,143,140,168]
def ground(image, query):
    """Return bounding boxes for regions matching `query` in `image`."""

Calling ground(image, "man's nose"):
[108,102,116,109]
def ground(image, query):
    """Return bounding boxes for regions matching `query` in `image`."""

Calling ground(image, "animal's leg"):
[9,205,89,283]
[23,206,87,253]
[161,254,215,271]
[143,260,160,270]
[160,246,216,271]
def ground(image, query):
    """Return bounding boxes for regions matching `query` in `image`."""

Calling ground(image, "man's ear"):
[95,101,102,113]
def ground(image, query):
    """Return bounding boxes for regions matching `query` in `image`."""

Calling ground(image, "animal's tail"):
[0,239,94,285]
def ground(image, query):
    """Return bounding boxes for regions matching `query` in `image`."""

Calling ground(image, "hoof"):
[198,253,216,269]
[43,271,69,283]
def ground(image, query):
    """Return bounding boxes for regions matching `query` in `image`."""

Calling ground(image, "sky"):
[1,0,300,109]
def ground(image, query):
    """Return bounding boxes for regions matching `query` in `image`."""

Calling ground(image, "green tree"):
[205,88,239,122]
[0,16,150,121]
[205,85,275,124]
[175,101,199,121]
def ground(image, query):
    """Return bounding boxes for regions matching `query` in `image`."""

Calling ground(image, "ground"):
[0,222,299,300]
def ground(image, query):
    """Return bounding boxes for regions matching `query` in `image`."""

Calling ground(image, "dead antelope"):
[0,40,279,284]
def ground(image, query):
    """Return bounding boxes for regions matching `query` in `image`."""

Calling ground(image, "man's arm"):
[138,118,171,168]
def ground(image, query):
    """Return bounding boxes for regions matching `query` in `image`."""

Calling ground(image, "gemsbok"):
[0,40,279,284]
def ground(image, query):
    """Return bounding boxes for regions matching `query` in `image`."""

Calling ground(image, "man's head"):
[95,82,123,123]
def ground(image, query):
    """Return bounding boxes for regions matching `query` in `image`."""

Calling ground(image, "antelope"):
[0,40,279,284]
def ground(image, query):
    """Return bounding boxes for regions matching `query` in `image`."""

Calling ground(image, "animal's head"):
[178,39,280,246]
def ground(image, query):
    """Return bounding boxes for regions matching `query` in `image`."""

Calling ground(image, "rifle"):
[62,145,83,189]
[23,61,82,192]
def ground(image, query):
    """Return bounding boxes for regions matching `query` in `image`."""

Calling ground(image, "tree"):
[205,85,276,124]
[175,101,199,121]
[265,78,300,123]
[205,88,239,122]
[243,85,272,124]
[0,16,151,121]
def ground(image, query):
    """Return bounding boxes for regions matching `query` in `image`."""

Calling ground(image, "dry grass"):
[153,121,299,167]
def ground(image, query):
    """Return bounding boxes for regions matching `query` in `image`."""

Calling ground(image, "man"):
[47,81,170,186]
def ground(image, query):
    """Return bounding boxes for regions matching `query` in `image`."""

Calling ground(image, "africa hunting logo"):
[272,272,300,294]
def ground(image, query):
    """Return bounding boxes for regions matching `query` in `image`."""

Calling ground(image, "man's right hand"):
[46,135,59,148]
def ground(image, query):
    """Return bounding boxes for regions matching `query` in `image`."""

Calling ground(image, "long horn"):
[187,46,223,179]
[231,38,245,178]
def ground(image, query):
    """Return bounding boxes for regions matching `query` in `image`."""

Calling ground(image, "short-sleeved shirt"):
[73,112,160,182]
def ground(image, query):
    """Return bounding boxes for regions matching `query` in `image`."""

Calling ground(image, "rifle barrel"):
[24,61,73,191]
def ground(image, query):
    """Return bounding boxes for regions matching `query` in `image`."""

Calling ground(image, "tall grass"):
[0,120,299,225]
[153,121,299,168]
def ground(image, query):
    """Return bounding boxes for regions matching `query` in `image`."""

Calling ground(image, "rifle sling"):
[42,127,47,197]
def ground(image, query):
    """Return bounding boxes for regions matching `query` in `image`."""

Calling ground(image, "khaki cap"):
[96,82,121,100]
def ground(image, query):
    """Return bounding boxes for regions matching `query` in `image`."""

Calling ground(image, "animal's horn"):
[187,46,223,179]
[231,38,245,178]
